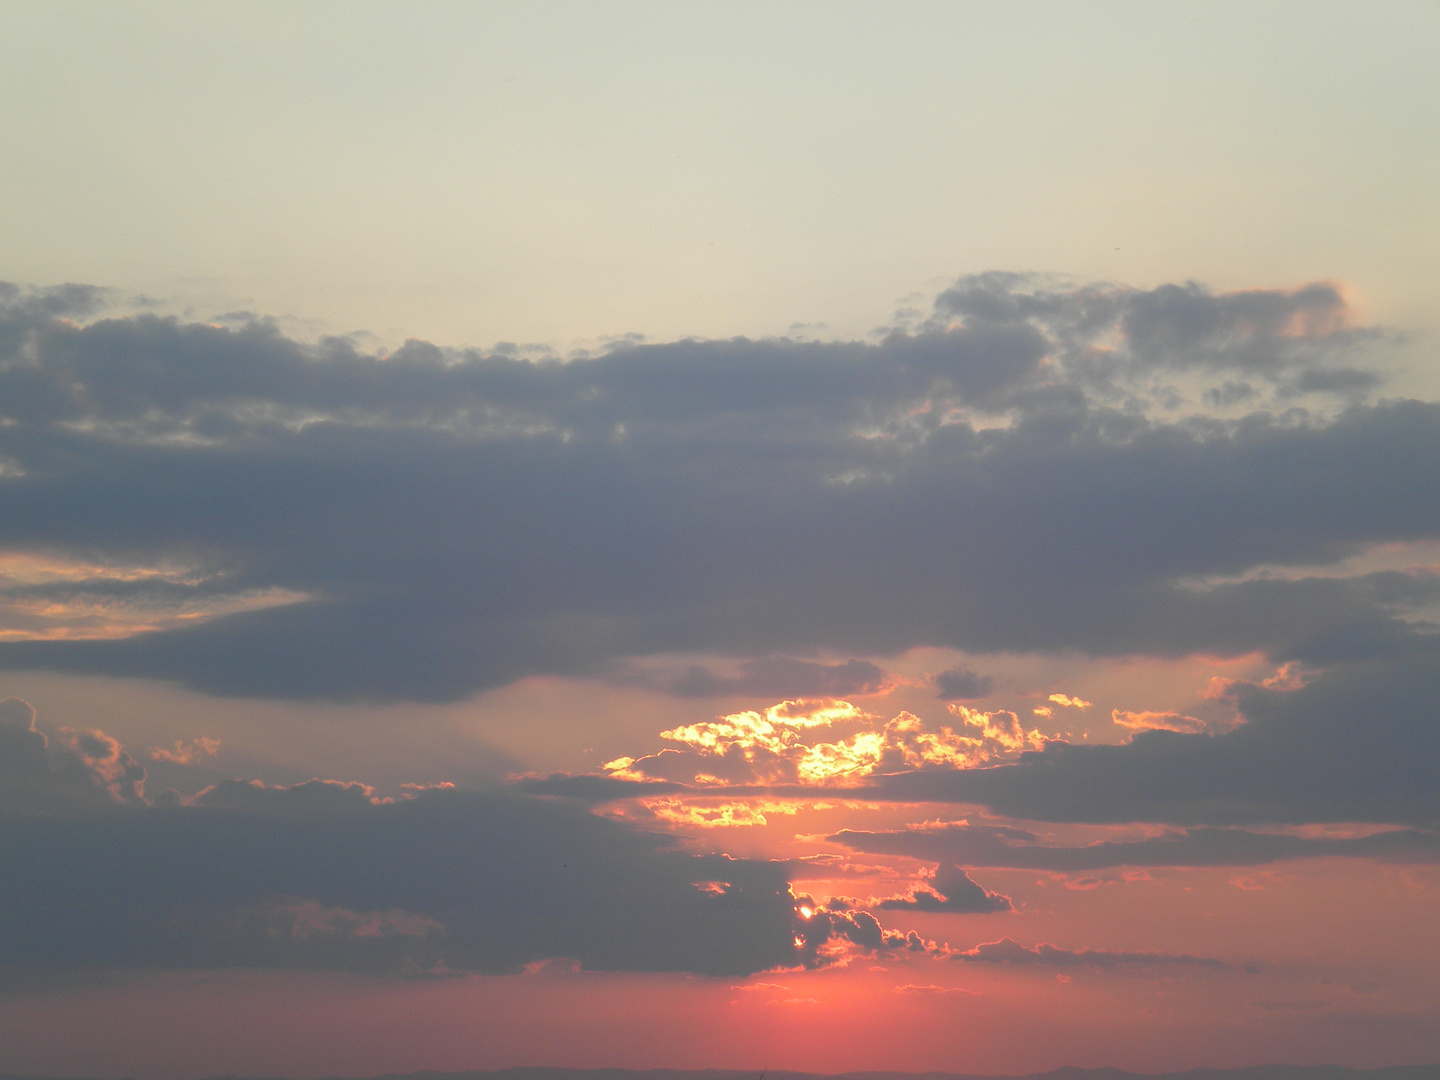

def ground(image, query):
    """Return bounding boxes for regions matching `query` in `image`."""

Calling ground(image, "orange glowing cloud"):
[1111,709,1209,735]
[605,699,1054,788]
[640,797,801,828]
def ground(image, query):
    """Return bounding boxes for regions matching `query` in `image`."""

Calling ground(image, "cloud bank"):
[0,779,817,978]
[0,275,1430,708]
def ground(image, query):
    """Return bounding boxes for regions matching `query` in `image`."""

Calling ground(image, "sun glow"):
[605,698,1055,788]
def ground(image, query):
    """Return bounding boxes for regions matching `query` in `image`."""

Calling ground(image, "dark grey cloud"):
[832,822,1440,870]
[0,281,108,324]
[0,784,820,978]
[0,276,1432,706]
[932,274,1381,393]
[870,645,1440,827]
[949,936,1229,968]
[933,666,993,701]
[0,713,939,979]
[874,864,1013,914]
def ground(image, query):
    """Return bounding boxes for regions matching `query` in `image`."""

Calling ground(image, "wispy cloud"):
[950,937,1230,969]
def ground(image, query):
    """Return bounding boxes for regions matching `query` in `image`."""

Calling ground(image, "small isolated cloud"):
[876,864,1013,914]
[791,906,947,968]
[951,937,1228,968]
[933,666,993,701]
[894,983,980,995]
[1048,694,1092,709]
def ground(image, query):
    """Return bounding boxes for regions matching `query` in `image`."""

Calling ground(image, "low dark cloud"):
[0,716,935,979]
[832,822,1440,870]
[949,936,1229,968]
[0,276,1428,704]
[0,783,817,978]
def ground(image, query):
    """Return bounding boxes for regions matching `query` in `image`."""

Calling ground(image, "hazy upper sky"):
[2,4,1439,1079]
[2,1,1437,349]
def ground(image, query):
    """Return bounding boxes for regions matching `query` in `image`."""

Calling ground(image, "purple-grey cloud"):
[933,666,994,701]
[950,936,1229,968]
[832,822,1440,869]
[0,275,1428,706]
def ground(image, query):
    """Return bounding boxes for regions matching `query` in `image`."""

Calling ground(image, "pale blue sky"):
[2,0,1436,350]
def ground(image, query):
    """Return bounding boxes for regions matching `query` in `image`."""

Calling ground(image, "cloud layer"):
[0,276,1430,705]
[0,782,813,977]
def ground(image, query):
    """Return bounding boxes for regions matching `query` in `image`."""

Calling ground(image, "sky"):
[1,2,1439,1077]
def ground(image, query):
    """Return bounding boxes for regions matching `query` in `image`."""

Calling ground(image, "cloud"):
[599,700,1048,788]
[875,864,1013,914]
[1111,709,1209,735]
[510,772,690,802]
[0,717,939,979]
[830,822,1440,870]
[192,776,381,813]
[0,696,146,813]
[949,937,1228,968]
[149,737,221,765]
[870,645,1440,826]
[933,666,993,701]
[789,905,943,966]
[0,782,821,977]
[0,275,1429,704]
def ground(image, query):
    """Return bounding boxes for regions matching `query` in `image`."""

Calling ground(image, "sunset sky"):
[1,2,1439,1077]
